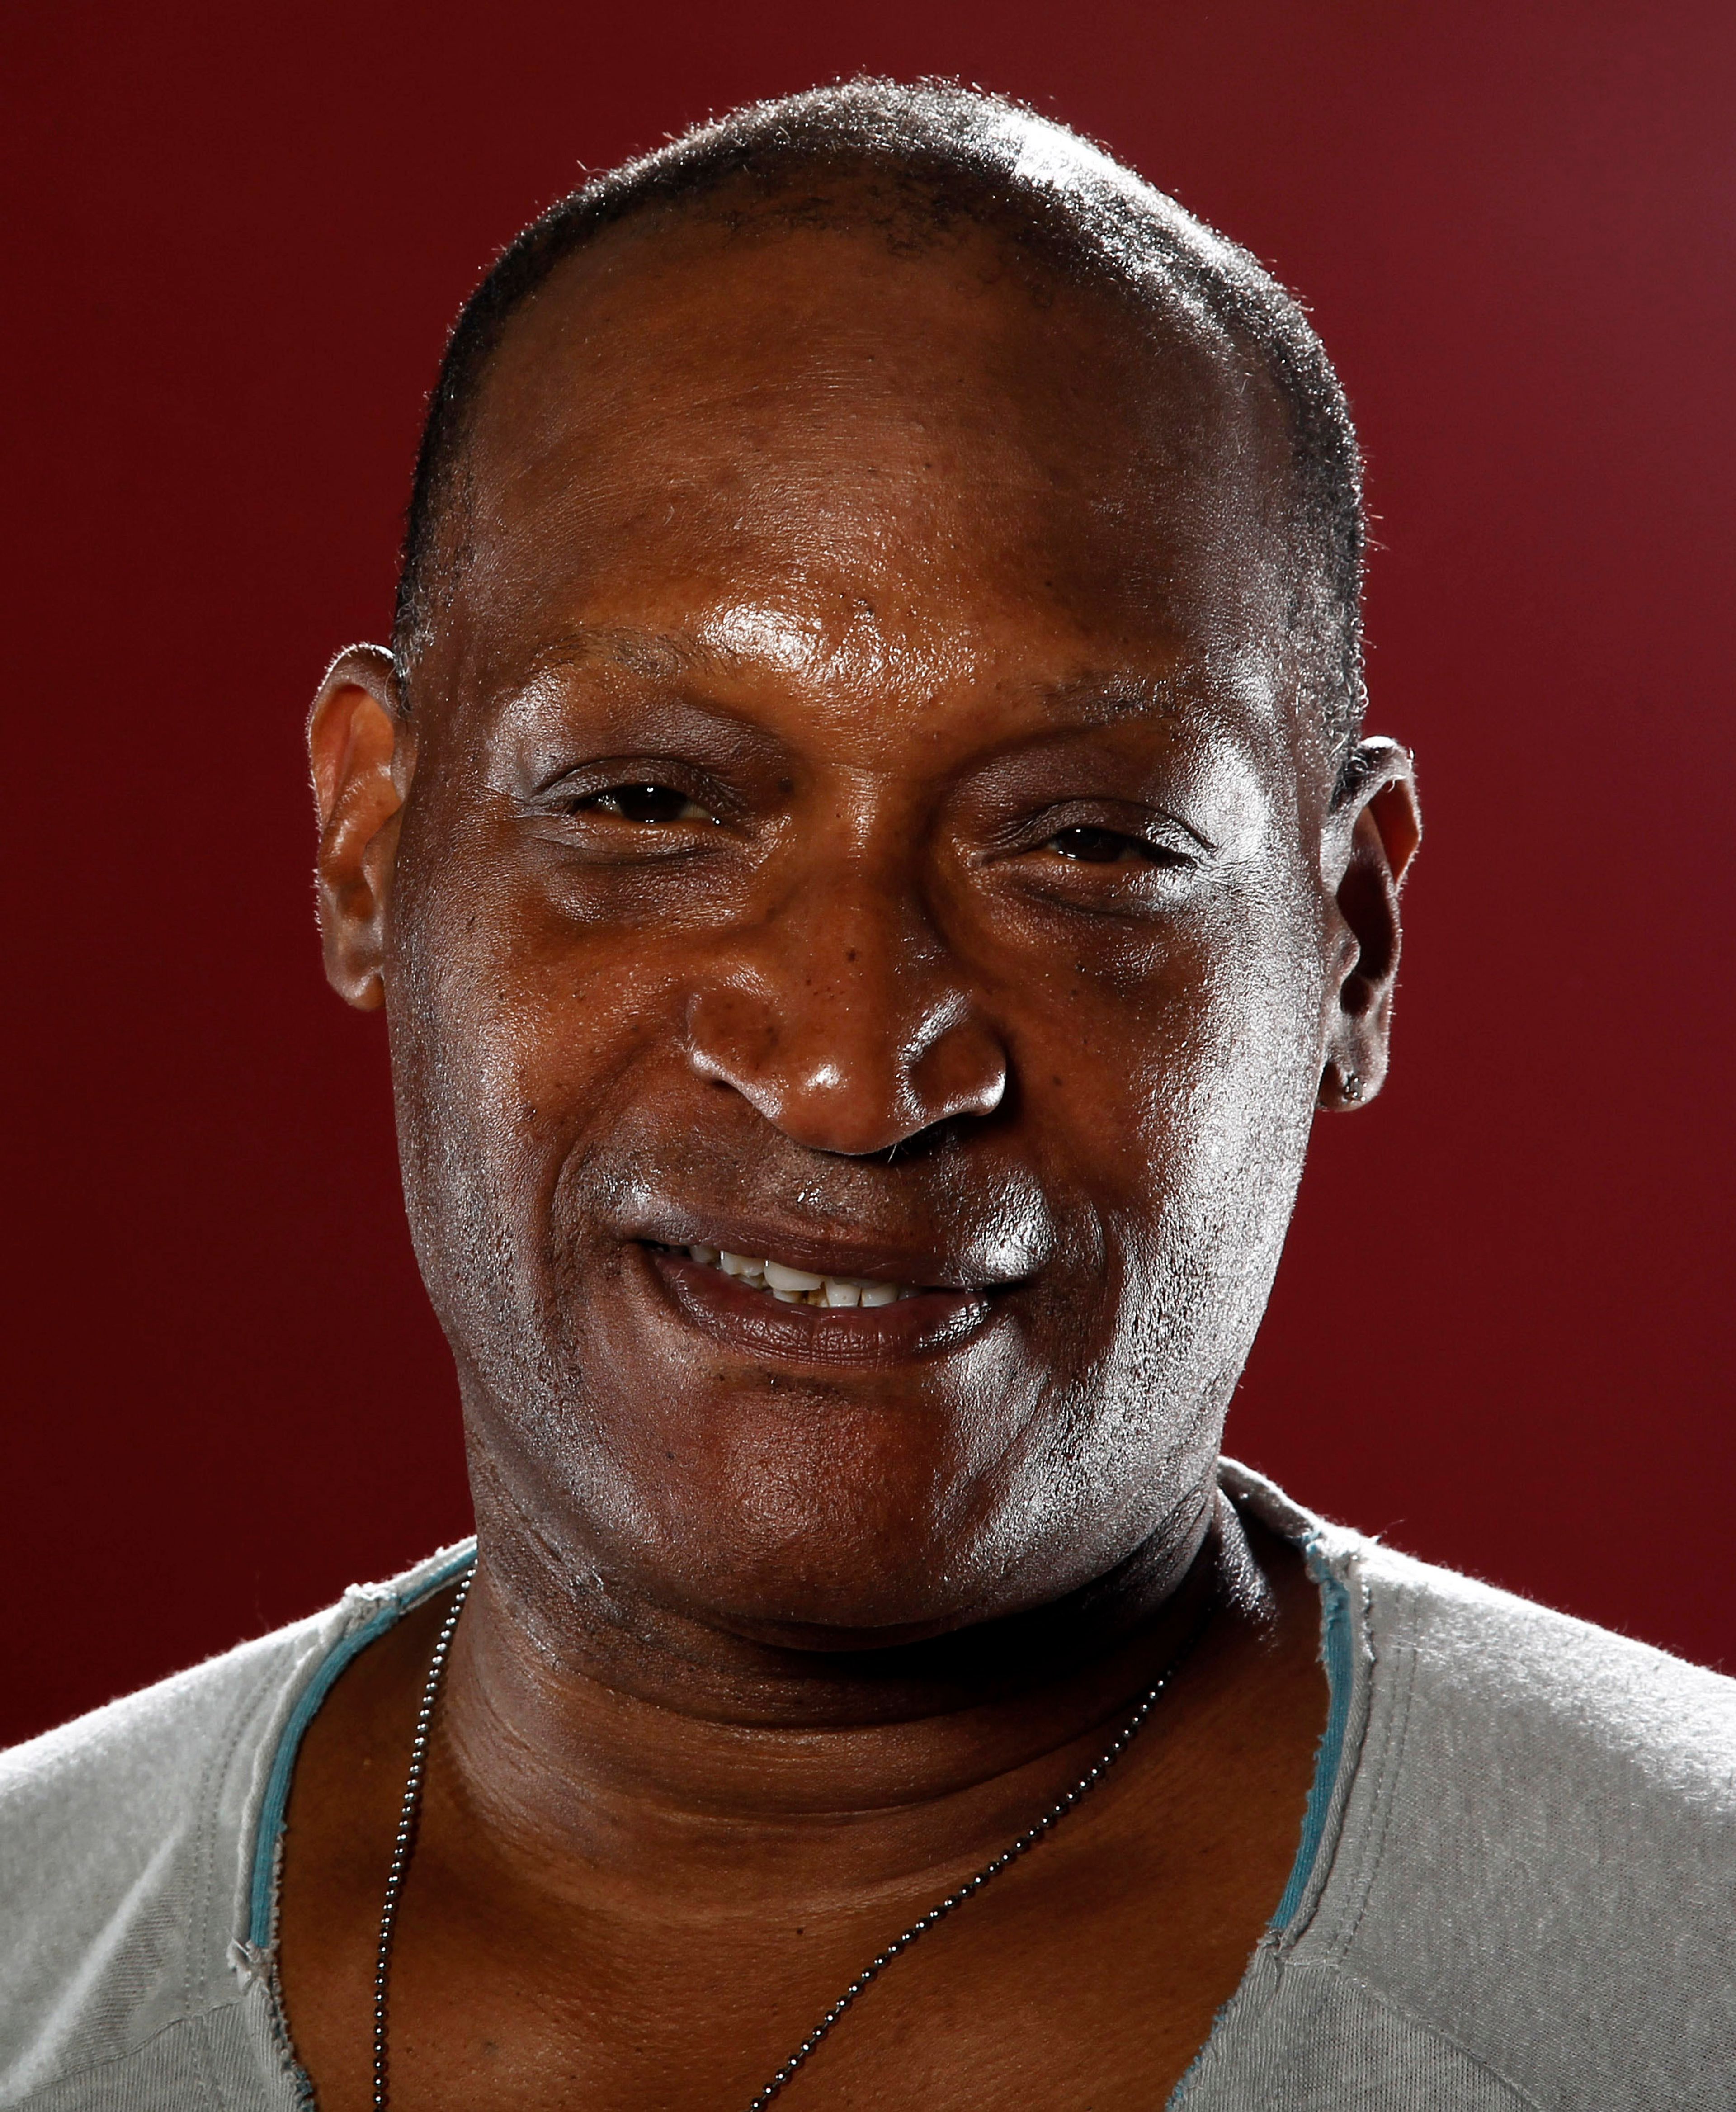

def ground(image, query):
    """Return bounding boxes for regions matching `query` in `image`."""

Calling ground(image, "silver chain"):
[373,1559,1203,2111]
[741,1629,1200,2109]
[373,1564,474,2112]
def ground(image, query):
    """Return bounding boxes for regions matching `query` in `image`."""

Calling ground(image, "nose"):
[684,867,1008,1157]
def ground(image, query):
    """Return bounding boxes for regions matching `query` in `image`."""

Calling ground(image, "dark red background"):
[5,1,1731,1748]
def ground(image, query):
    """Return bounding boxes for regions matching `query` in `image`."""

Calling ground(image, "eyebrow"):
[1032,669,1189,727]
[514,625,710,686]
[508,624,1200,726]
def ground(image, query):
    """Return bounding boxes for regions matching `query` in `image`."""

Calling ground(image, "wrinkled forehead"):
[441,204,1298,707]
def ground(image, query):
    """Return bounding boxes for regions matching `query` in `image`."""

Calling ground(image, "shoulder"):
[1224,1460,1735,1829]
[0,1611,332,1867]
[0,1613,329,2106]
[1358,1532,1735,1802]
[1319,1527,1734,2107]
[0,1546,471,2109]
[1212,1463,1734,2109]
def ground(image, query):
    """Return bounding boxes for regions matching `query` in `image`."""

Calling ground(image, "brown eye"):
[1048,825,1141,863]
[586,784,708,824]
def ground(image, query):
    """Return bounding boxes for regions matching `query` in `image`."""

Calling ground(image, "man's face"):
[382,208,1344,1647]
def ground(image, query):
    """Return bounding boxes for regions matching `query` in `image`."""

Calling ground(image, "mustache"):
[567,1107,1063,1285]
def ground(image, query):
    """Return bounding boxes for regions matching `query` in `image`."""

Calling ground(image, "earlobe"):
[1319,741,1421,1111]
[307,645,411,1012]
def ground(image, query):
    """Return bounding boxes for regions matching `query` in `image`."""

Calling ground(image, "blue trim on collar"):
[245,1526,1348,1950]
[1270,1549,1355,1931]
[247,1545,477,1950]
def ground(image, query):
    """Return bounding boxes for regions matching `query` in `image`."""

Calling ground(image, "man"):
[3,80,1730,2112]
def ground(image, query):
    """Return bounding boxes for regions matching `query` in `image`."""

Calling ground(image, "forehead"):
[444,204,1297,714]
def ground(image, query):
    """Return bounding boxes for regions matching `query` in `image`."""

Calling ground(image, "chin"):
[642,1479,1005,1645]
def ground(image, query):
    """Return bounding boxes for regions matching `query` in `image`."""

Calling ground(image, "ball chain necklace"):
[372,1560,1207,2111]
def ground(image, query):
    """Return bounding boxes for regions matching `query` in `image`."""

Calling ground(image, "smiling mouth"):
[658,1242,929,1307]
[641,1236,1002,1363]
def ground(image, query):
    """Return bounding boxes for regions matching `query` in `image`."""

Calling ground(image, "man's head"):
[309,82,1418,1671]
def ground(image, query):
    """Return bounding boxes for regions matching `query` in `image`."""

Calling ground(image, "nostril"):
[908,1018,1008,1126]
[857,1113,975,1166]
[684,974,1008,1156]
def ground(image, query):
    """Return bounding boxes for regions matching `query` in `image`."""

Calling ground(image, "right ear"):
[307,644,414,1011]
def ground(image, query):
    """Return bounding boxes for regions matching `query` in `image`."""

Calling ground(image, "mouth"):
[639,1238,1005,1363]
[673,1242,926,1306]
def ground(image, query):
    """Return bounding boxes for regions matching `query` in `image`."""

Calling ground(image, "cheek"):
[1148,933,1326,1362]
[1014,877,1321,1129]
[384,816,677,1337]
[1003,875,1326,1313]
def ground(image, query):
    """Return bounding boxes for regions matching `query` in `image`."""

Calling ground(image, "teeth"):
[763,1260,825,1293]
[690,1246,919,1307]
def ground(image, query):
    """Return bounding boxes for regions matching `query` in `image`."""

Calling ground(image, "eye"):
[1045,825,1174,865]
[576,783,715,825]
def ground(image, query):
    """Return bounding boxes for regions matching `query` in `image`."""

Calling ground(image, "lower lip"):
[642,1245,995,1365]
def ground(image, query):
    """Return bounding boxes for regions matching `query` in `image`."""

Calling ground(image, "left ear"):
[1318,737,1421,1110]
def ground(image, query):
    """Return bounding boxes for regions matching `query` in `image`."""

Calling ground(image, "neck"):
[431,1458,1267,1903]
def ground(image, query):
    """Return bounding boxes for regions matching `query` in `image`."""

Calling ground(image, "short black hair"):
[394,79,1367,765]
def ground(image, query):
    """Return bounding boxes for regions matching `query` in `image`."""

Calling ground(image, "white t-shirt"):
[2,1463,1731,2109]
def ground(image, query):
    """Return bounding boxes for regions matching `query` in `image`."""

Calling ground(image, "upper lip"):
[628,1212,1031,1293]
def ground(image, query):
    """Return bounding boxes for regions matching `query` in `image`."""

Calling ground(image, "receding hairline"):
[392,81,1367,769]
[464,174,1265,475]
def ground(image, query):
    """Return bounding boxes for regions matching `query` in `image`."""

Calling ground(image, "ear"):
[1318,736,1421,1110]
[307,644,414,1011]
